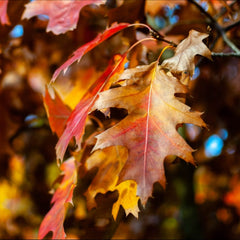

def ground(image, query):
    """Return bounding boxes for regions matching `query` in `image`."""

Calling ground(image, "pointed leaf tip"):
[162,30,212,76]
[52,23,129,81]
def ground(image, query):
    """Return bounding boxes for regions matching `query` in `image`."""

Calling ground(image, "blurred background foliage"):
[1,0,240,239]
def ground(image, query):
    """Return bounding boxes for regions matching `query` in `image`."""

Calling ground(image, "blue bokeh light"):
[200,1,209,11]
[10,24,24,38]
[204,134,224,157]
[218,128,228,140]
[25,114,38,122]
[164,6,175,17]
[155,16,166,29]
[169,15,179,25]
[124,62,129,69]
[192,67,200,80]
[38,15,49,20]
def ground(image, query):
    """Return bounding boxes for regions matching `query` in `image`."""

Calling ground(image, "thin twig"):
[214,0,238,20]
[133,23,178,47]
[188,0,240,54]
[212,52,240,58]
[188,0,216,25]
[224,19,240,32]
[149,27,177,47]
[221,32,240,53]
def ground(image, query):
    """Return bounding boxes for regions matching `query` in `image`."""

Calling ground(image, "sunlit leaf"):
[112,180,139,220]
[55,54,127,162]
[93,61,206,204]
[85,146,128,209]
[162,30,212,76]
[85,146,139,219]
[22,0,105,34]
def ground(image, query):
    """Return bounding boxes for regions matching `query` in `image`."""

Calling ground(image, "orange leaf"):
[0,0,10,25]
[43,88,71,137]
[85,146,139,219]
[93,61,206,204]
[112,180,139,220]
[54,68,101,109]
[22,0,104,34]
[38,157,77,239]
[85,146,128,209]
[56,54,127,162]
[52,23,130,81]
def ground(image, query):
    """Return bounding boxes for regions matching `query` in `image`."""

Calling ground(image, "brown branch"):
[224,19,240,32]
[188,0,240,54]
[214,0,238,20]
[188,0,216,26]
[148,27,177,47]
[212,52,240,58]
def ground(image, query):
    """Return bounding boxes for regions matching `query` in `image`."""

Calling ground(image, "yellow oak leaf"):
[85,146,140,218]
[112,180,139,220]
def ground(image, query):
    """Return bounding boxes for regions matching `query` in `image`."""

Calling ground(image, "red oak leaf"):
[43,87,71,137]
[22,0,104,35]
[0,0,10,25]
[38,157,77,239]
[52,22,130,81]
[93,62,206,204]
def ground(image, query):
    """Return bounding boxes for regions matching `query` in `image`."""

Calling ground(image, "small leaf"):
[112,180,139,220]
[85,146,139,219]
[85,146,128,209]
[22,0,104,34]
[38,157,77,239]
[162,30,212,76]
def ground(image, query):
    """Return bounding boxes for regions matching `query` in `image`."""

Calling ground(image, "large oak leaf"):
[161,30,212,76]
[22,0,104,34]
[93,62,206,204]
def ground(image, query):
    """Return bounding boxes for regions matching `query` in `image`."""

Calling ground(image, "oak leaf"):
[0,0,10,25]
[112,180,139,220]
[22,0,104,35]
[85,146,139,219]
[38,157,77,239]
[93,62,206,204]
[161,30,212,76]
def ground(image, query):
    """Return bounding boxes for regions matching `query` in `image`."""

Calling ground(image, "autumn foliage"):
[2,0,240,239]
